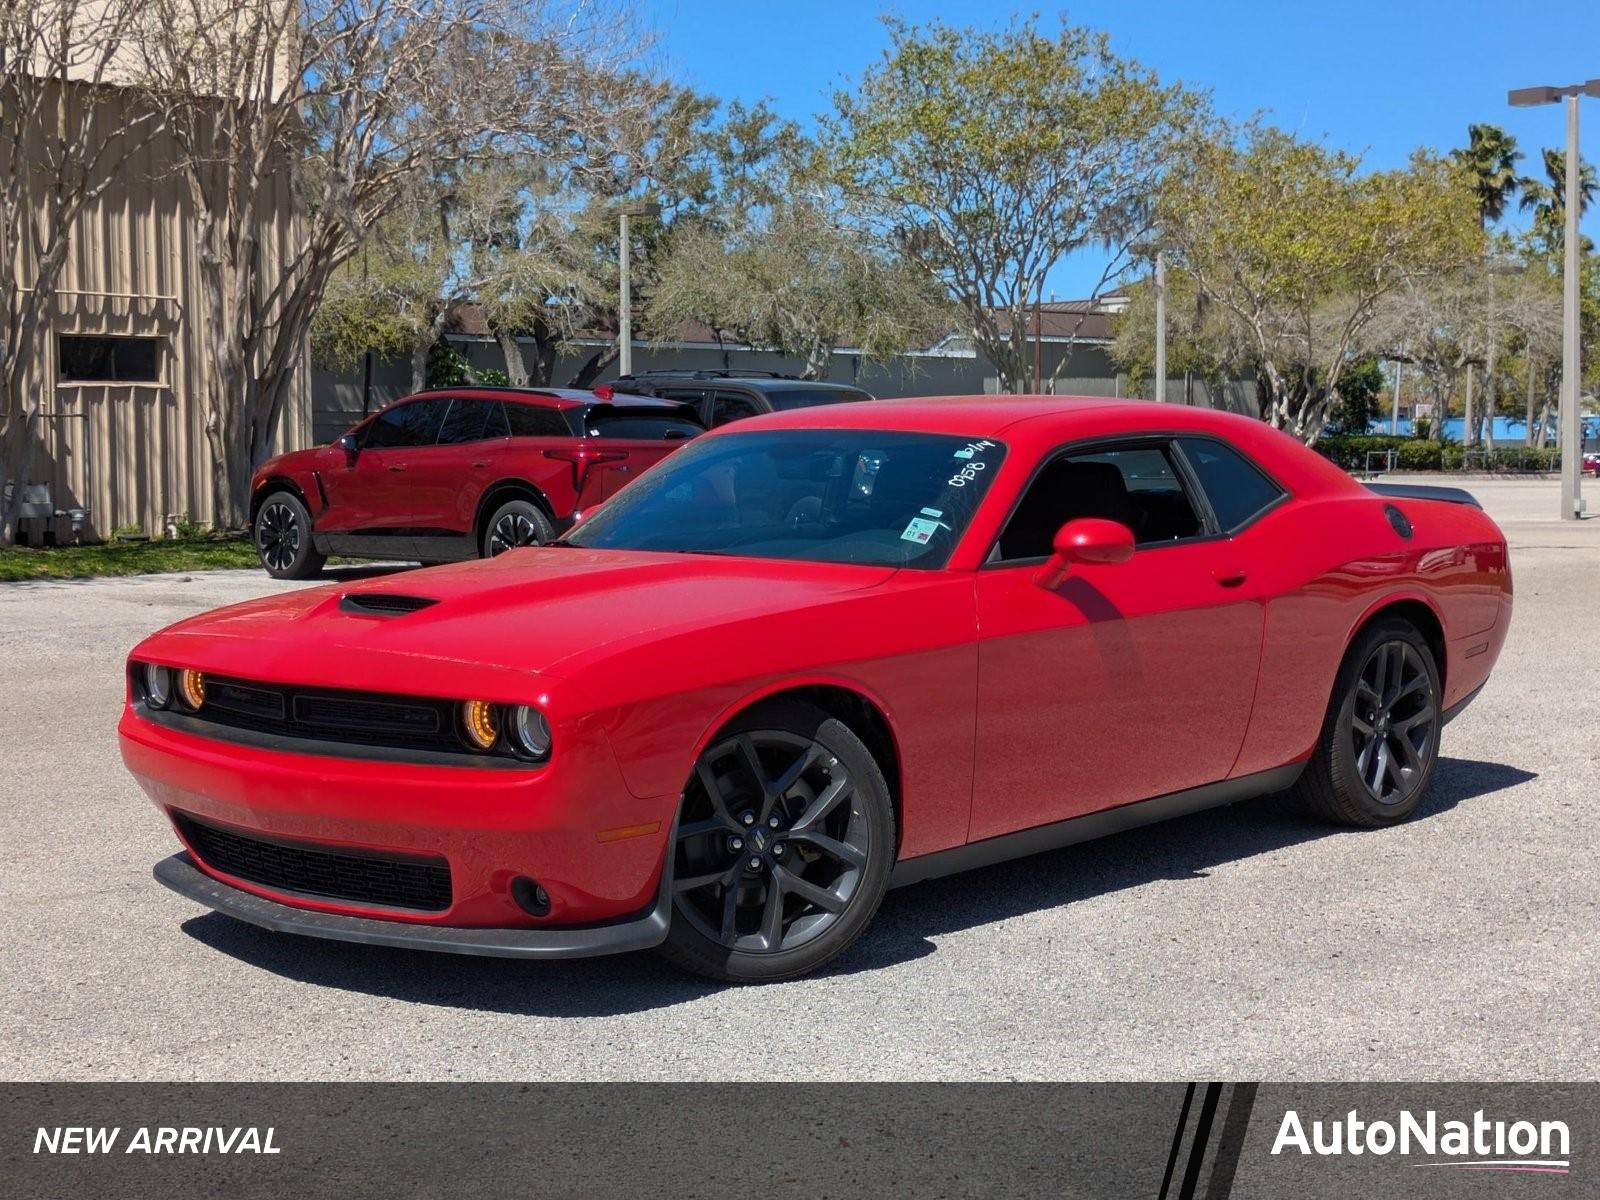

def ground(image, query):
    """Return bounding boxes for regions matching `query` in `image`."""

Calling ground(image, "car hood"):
[134,549,898,700]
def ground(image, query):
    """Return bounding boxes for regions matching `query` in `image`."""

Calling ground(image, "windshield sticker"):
[901,517,940,545]
[920,506,944,518]
[947,440,998,487]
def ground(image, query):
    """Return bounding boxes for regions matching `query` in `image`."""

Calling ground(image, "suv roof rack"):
[612,369,801,382]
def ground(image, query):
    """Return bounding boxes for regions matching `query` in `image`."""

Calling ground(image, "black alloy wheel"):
[1295,617,1442,826]
[657,700,894,982]
[482,498,554,558]
[254,492,325,580]
[1350,639,1438,805]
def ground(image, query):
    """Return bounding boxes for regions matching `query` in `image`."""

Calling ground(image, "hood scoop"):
[338,592,440,617]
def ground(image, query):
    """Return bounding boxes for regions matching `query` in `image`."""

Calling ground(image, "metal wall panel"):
[11,79,310,540]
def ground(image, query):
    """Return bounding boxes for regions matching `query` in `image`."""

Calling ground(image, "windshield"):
[567,429,1006,568]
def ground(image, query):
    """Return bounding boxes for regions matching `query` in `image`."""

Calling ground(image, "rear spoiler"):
[1365,483,1481,509]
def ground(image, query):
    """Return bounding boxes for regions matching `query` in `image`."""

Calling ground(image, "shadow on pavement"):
[317,564,418,582]
[180,756,1535,1013]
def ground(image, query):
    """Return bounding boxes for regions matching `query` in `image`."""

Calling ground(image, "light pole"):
[1510,79,1600,519]
[614,199,662,377]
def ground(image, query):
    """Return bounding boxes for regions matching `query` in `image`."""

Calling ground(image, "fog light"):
[508,705,552,760]
[142,663,172,709]
[176,668,206,711]
[461,699,498,751]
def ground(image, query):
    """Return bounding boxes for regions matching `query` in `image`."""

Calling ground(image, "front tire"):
[1295,617,1442,826]
[481,498,554,558]
[656,700,895,983]
[253,492,325,580]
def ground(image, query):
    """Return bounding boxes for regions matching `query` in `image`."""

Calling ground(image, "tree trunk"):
[1525,357,1537,446]
[567,343,619,389]
[495,328,530,386]
[801,339,833,381]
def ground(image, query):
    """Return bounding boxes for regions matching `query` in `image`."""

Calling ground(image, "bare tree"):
[1366,262,1560,442]
[0,0,162,542]
[135,0,632,527]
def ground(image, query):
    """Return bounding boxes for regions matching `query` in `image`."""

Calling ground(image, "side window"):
[482,401,511,440]
[361,399,448,448]
[584,410,703,439]
[1176,437,1285,532]
[435,398,498,445]
[997,443,1203,561]
[505,402,570,438]
[710,390,762,427]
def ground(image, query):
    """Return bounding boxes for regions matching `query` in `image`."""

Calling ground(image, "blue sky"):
[641,0,1600,296]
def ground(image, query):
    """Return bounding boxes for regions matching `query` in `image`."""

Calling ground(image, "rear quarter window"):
[505,403,571,438]
[585,410,703,440]
[1176,437,1286,531]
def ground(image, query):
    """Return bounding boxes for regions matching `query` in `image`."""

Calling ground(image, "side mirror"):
[336,433,359,458]
[1034,518,1135,589]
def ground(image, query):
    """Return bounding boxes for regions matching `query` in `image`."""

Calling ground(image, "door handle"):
[1213,568,1247,588]
[387,464,406,473]
[470,460,490,468]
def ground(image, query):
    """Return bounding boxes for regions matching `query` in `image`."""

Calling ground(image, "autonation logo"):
[1272,1108,1571,1175]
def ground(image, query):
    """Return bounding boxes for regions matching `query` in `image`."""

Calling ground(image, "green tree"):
[1110,268,1254,406]
[825,14,1200,391]
[1156,124,1482,441]
[1450,123,1522,227]
[1519,147,1598,257]
[1324,358,1386,434]
[650,104,951,377]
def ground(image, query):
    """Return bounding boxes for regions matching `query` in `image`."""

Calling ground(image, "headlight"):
[460,699,499,751]
[176,668,206,711]
[141,663,172,709]
[508,705,552,760]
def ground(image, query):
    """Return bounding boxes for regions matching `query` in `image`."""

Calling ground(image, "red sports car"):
[123,398,1512,981]
[248,386,702,578]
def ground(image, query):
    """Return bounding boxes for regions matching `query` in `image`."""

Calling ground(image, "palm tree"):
[1519,147,1598,255]
[1451,124,1522,227]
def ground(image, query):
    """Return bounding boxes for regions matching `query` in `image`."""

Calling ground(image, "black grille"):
[175,813,452,912]
[339,593,439,616]
[168,673,463,754]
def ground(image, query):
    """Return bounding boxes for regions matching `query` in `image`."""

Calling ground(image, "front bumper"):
[120,703,677,931]
[155,850,672,959]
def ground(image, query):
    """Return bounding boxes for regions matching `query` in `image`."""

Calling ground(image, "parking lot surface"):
[2,477,1596,1081]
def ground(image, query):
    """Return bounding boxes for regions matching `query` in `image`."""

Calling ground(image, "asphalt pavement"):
[2,476,1596,1081]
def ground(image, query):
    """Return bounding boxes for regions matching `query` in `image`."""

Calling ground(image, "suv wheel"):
[254,492,326,580]
[482,499,554,557]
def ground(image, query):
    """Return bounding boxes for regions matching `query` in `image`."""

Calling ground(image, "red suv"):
[249,387,702,578]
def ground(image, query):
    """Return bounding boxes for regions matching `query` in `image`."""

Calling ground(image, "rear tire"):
[1294,617,1441,827]
[656,699,895,983]
[481,498,554,558]
[253,491,325,580]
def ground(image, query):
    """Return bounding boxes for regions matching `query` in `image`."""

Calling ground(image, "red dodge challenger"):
[122,398,1512,982]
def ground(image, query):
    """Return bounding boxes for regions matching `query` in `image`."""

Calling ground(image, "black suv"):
[602,370,874,428]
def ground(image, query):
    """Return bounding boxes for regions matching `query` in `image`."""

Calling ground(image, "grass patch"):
[0,535,262,582]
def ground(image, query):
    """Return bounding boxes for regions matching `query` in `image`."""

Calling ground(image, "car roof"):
[726,394,1363,495]
[402,386,678,411]
[618,372,867,393]
[738,394,1140,434]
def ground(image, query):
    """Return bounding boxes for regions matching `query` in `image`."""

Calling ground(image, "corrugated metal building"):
[7,78,309,542]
